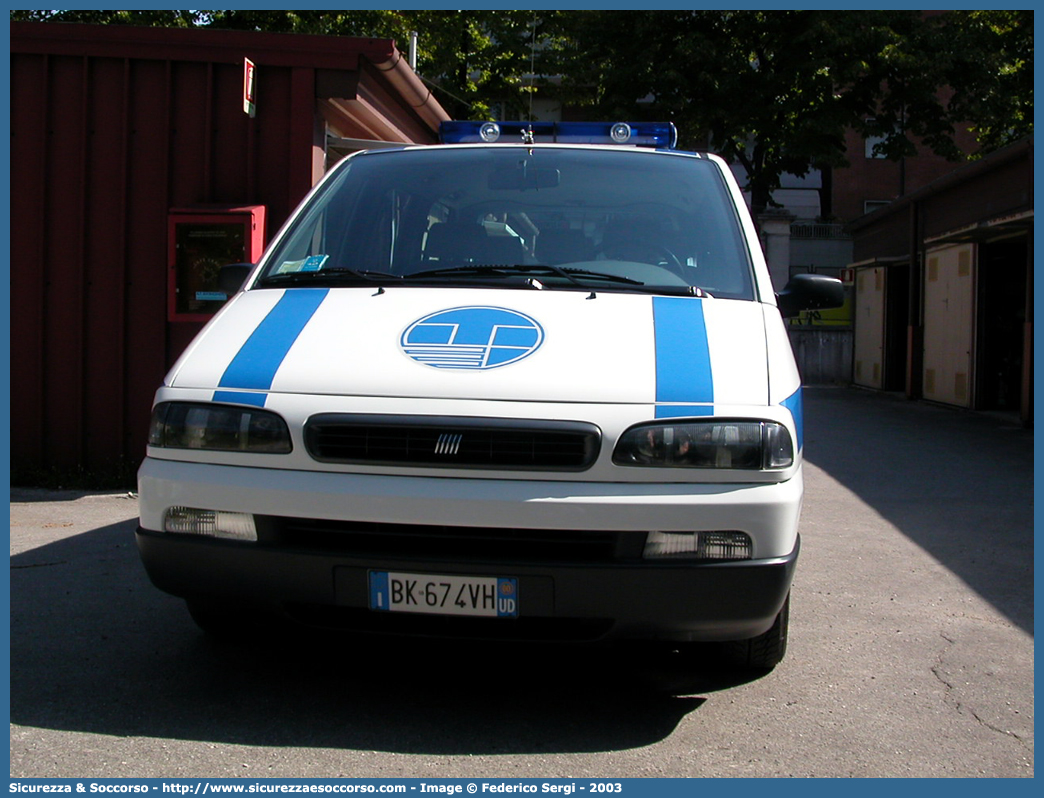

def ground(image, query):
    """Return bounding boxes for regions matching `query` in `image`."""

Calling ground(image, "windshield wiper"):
[257,268,401,287]
[404,263,644,288]
[546,266,710,296]
[258,264,706,297]
[403,264,562,280]
[558,267,644,286]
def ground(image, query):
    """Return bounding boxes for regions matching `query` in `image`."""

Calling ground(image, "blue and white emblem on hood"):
[401,306,544,370]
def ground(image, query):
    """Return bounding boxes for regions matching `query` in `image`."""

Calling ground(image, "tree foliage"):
[13,9,1031,212]
[935,10,1034,154]
[549,10,1032,210]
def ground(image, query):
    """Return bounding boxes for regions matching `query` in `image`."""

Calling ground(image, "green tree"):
[551,11,914,211]
[365,10,553,121]
[548,10,1031,212]
[937,10,1034,153]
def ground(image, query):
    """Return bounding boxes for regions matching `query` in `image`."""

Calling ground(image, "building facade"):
[764,119,984,387]
[847,138,1033,424]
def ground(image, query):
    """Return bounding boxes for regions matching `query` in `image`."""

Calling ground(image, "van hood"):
[169,287,770,409]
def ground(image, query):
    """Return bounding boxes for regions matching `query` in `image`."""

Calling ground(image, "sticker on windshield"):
[401,306,544,370]
[275,254,329,274]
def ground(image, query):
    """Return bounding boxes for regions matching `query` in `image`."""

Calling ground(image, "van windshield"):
[258,146,755,299]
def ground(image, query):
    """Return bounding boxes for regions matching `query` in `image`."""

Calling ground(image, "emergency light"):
[439,120,678,149]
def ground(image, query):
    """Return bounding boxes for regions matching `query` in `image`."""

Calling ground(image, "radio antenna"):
[529,15,536,122]
[523,14,537,144]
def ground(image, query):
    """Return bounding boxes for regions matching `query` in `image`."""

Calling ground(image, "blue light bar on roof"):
[439,121,678,149]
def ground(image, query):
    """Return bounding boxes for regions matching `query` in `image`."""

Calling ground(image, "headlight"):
[613,420,793,469]
[148,402,292,453]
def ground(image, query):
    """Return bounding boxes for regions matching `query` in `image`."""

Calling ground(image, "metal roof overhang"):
[319,53,449,149]
[846,255,907,270]
[924,209,1034,247]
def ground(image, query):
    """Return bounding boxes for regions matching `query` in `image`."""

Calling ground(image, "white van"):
[136,121,842,669]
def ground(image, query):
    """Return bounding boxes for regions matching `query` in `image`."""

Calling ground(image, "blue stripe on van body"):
[655,404,715,419]
[212,390,268,407]
[652,296,714,417]
[217,289,329,395]
[781,387,803,451]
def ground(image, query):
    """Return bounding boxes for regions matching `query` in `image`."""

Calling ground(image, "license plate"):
[368,571,518,618]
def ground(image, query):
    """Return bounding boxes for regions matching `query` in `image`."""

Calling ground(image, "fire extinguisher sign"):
[243,58,257,117]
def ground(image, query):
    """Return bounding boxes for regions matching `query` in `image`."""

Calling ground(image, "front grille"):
[258,517,645,564]
[305,414,601,471]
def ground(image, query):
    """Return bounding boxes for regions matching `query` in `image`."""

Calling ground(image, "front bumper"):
[136,527,797,642]
[136,457,801,642]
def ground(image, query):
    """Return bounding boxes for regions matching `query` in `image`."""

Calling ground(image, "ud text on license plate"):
[368,571,518,618]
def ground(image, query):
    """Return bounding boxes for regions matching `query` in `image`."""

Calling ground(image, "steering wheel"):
[654,246,687,278]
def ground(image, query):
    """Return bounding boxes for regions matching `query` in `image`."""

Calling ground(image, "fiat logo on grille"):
[435,433,463,456]
[401,306,544,370]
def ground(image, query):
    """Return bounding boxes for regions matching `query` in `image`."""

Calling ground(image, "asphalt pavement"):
[8,386,1034,778]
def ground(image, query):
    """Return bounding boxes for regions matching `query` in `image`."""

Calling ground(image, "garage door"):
[922,244,975,407]
[853,266,885,389]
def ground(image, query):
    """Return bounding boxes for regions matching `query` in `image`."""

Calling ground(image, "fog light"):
[164,507,257,541]
[643,531,752,560]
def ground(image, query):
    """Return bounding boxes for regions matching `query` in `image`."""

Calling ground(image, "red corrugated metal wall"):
[11,37,317,479]
[11,23,446,481]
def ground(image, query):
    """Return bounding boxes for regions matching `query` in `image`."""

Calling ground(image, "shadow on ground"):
[11,519,764,752]
[802,386,1033,634]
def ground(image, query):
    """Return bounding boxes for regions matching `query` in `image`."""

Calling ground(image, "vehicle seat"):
[423,222,524,267]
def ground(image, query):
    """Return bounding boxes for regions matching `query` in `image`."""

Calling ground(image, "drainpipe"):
[409,31,418,71]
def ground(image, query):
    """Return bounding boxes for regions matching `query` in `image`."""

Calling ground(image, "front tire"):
[719,592,790,670]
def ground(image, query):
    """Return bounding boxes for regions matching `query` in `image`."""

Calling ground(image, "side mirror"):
[776,273,844,318]
[218,263,255,295]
